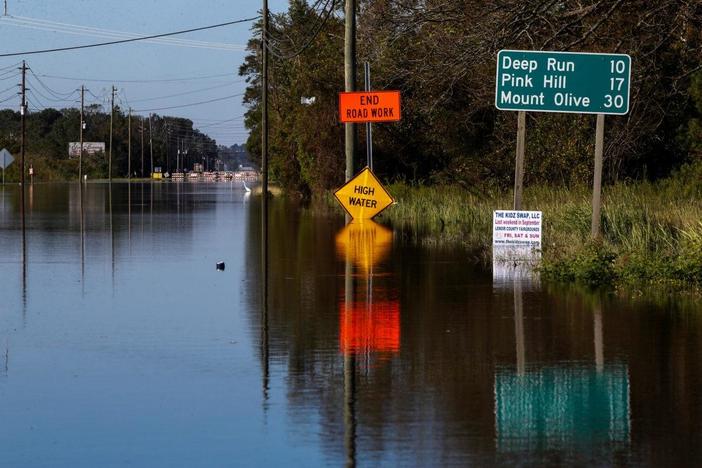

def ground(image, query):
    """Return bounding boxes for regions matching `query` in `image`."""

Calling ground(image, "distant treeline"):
[0,106,219,181]
[240,1,702,194]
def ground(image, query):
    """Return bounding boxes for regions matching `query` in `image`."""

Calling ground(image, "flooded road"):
[0,183,701,466]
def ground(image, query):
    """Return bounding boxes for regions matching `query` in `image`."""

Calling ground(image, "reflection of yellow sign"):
[334,167,394,220]
[335,220,392,272]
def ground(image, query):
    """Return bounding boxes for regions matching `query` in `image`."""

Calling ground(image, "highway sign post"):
[494,49,632,238]
[495,50,631,115]
[0,148,14,185]
[339,90,401,124]
[334,167,394,220]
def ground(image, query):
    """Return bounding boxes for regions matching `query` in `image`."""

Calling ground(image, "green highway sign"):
[495,50,631,115]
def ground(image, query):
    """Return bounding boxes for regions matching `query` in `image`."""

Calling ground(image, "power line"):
[0,83,17,96]
[127,81,241,103]
[28,70,78,97]
[0,93,16,104]
[36,72,236,84]
[1,15,248,51]
[26,80,77,103]
[0,62,21,72]
[0,16,259,57]
[132,93,243,113]
[266,0,337,61]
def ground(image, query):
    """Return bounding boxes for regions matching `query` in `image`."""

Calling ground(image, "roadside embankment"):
[374,169,702,290]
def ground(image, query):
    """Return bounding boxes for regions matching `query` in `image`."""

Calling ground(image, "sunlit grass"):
[373,180,702,288]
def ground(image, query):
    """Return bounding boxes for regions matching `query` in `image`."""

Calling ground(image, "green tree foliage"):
[682,71,702,155]
[241,2,345,195]
[241,0,702,194]
[0,105,218,181]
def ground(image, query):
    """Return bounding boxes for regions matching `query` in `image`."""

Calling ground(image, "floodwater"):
[0,182,701,467]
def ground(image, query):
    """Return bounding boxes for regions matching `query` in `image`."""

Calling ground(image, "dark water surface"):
[0,183,700,467]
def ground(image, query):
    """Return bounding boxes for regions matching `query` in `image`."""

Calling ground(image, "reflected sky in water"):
[0,183,701,466]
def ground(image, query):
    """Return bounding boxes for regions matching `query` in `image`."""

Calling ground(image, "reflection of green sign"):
[495,50,631,115]
[495,364,630,452]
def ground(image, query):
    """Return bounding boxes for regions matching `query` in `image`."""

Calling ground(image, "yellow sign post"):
[334,167,394,220]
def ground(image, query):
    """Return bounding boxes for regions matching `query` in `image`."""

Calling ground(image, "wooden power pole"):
[128,107,132,179]
[149,114,153,177]
[344,0,357,182]
[79,84,84,182]
[109,85,115,181]
[140,116,144,178]
[19,60,26,188]
[262,0,269,196]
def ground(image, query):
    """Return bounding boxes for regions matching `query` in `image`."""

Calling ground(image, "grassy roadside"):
[370,169,702,290]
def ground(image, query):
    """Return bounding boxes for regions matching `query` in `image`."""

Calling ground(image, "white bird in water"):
[243,180,252,193]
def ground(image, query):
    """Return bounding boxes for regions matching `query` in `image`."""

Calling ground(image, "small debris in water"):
[216,261,225,271]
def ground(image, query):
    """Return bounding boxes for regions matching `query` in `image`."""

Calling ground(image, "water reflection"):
[495,364,631,452]
[0,185,688,466]
[495,264,630,456]
[336,221,398,357]
[337,220,398,467]
[335,220,393,274]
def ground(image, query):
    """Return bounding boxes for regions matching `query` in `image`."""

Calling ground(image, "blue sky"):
[0,0,290,146]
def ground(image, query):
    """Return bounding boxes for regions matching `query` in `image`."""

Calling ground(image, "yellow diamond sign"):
[334,167,394,220]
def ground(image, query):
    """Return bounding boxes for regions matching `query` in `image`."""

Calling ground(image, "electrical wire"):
[0,61,21,72]
[0,71,19,81]
[127,81,241,103]
[35,72,237,84]
[0,16,259,57]
[0,93,17,104]
[25,81,72,103]
[266,0,337,60]
[1,16,248,51]
[0,83,18,96]
[28,70,78,98]
[133,93,244,112]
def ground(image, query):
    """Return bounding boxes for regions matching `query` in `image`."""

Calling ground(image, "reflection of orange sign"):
[339,91,401,123]
[340,300,400,354]
[335,220,392,272]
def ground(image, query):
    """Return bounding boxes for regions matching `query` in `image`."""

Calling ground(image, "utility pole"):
[364,62,373,170]
[148,113,153,177]
[165,125,170,173]
[109,85,115,181]
[344,0,357,182]
[140,116,144,178]
[262,0,270,312]
[262,0,269,195]
[19,60,26,188]
[79,85,84,182]
[128,107,132,179]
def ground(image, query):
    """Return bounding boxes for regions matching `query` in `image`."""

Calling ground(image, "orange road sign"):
[339,90,401,123]
[334,167,394,220]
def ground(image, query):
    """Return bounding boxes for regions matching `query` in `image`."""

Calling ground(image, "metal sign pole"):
[364,62,373,171]
[591,114,605,238]
[514,111,526,210]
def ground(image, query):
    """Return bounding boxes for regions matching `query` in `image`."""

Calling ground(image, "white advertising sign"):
[68,142,106,158]
[493,210,542,249]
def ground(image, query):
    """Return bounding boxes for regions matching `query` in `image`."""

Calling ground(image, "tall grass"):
[375,180,702,288]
